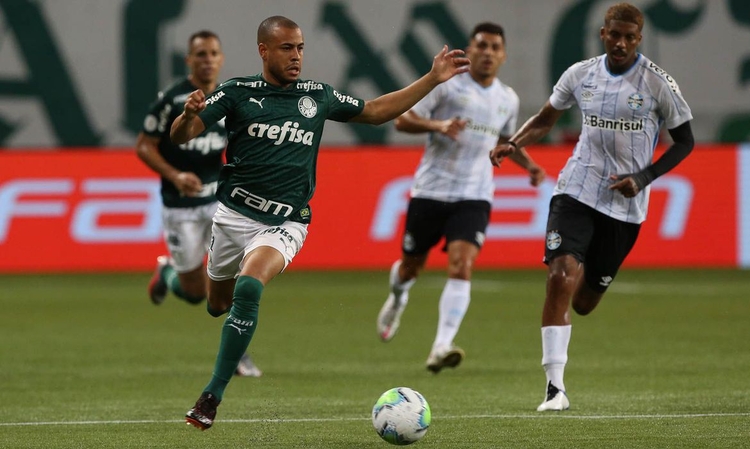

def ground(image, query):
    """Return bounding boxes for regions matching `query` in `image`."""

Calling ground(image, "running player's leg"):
[378,198,441,341]
[537,195,592,410]
[571,212,640,316]
[203,222,306,400]
[426,200,487,373]
[159,204,214,304]
[204,250,261,377]
[187,206,307,430]
[207,277,236,317]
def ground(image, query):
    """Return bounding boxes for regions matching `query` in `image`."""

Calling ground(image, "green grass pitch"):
[0,268,748,448]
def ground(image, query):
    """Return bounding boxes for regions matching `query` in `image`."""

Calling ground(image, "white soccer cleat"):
[234,353,262,377]
[425,345,465,373]
[536,381,570,411]
[377,293,407,342]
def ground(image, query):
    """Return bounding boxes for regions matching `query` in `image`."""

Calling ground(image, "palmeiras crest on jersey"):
[298,96,317,118]
[627,93,644,111]
[546,230,562,250]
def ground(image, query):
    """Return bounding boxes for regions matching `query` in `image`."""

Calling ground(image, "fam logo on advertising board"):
[369,175,693,241]
[0,145,742,271]
[0,178,162,243]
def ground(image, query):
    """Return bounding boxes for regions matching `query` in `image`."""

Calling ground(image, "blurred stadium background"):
[1,1,749,448]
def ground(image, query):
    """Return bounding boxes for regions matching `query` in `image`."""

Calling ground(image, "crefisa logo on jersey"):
[205,91,225,105]
[298,96,317,118]
[627,93,644,110]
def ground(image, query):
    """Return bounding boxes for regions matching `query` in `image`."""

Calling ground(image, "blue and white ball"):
[372,387,431,445]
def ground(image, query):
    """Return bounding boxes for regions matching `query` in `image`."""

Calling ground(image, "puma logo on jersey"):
[249,97,265,108]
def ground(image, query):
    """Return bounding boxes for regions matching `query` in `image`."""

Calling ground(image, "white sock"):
[541,325,572,392]
[390,260,415,304]
[432,279,471,350]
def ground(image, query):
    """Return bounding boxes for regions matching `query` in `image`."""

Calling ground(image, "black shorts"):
[544,194,640,292]
[402,198,491,255]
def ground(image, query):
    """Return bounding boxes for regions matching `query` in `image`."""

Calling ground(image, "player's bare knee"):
[547,269,574,292]
[447,258,473,280]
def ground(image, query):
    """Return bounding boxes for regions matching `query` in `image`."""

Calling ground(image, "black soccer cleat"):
[185,392,221,430]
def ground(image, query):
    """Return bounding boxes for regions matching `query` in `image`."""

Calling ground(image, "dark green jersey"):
[142,78,227,208]
[198,75,365,225]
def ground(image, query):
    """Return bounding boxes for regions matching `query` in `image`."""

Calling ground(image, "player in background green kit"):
[136,30,261,378]
[170,16,470,430]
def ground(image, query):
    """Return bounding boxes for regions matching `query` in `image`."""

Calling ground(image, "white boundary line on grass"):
[3,412,750,427]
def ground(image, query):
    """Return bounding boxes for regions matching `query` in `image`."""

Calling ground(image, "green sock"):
[204,275,263,400]
[162,265,204,304]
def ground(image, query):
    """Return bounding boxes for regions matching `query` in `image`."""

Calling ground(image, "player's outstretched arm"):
[394,110,467,139]
[489,101,564,168]
[351,45,469,125]
[504,144,547,187]
[171,89,208,144]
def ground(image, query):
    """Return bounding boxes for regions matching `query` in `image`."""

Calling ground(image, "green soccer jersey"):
[142,78,227,208]
[198,75,365,225]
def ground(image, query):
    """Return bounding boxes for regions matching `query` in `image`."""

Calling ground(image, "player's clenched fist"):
[184,89,207,117]
[488,142,516,168]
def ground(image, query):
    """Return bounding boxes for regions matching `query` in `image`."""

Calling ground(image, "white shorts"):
[207,203,308,281]
[162,202,218,273]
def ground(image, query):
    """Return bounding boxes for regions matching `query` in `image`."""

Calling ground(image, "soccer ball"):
[372,387,431,445]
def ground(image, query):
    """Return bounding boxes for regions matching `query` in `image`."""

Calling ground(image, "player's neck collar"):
[604,53,641,77]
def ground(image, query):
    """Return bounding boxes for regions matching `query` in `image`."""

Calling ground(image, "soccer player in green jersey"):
[171,16,470,431]
[136,31,261,378]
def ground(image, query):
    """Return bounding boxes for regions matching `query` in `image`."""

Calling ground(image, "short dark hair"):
[188,30,220,53]
[471,22,505,43]
[257,16,300,44]
[604,3,644,31]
